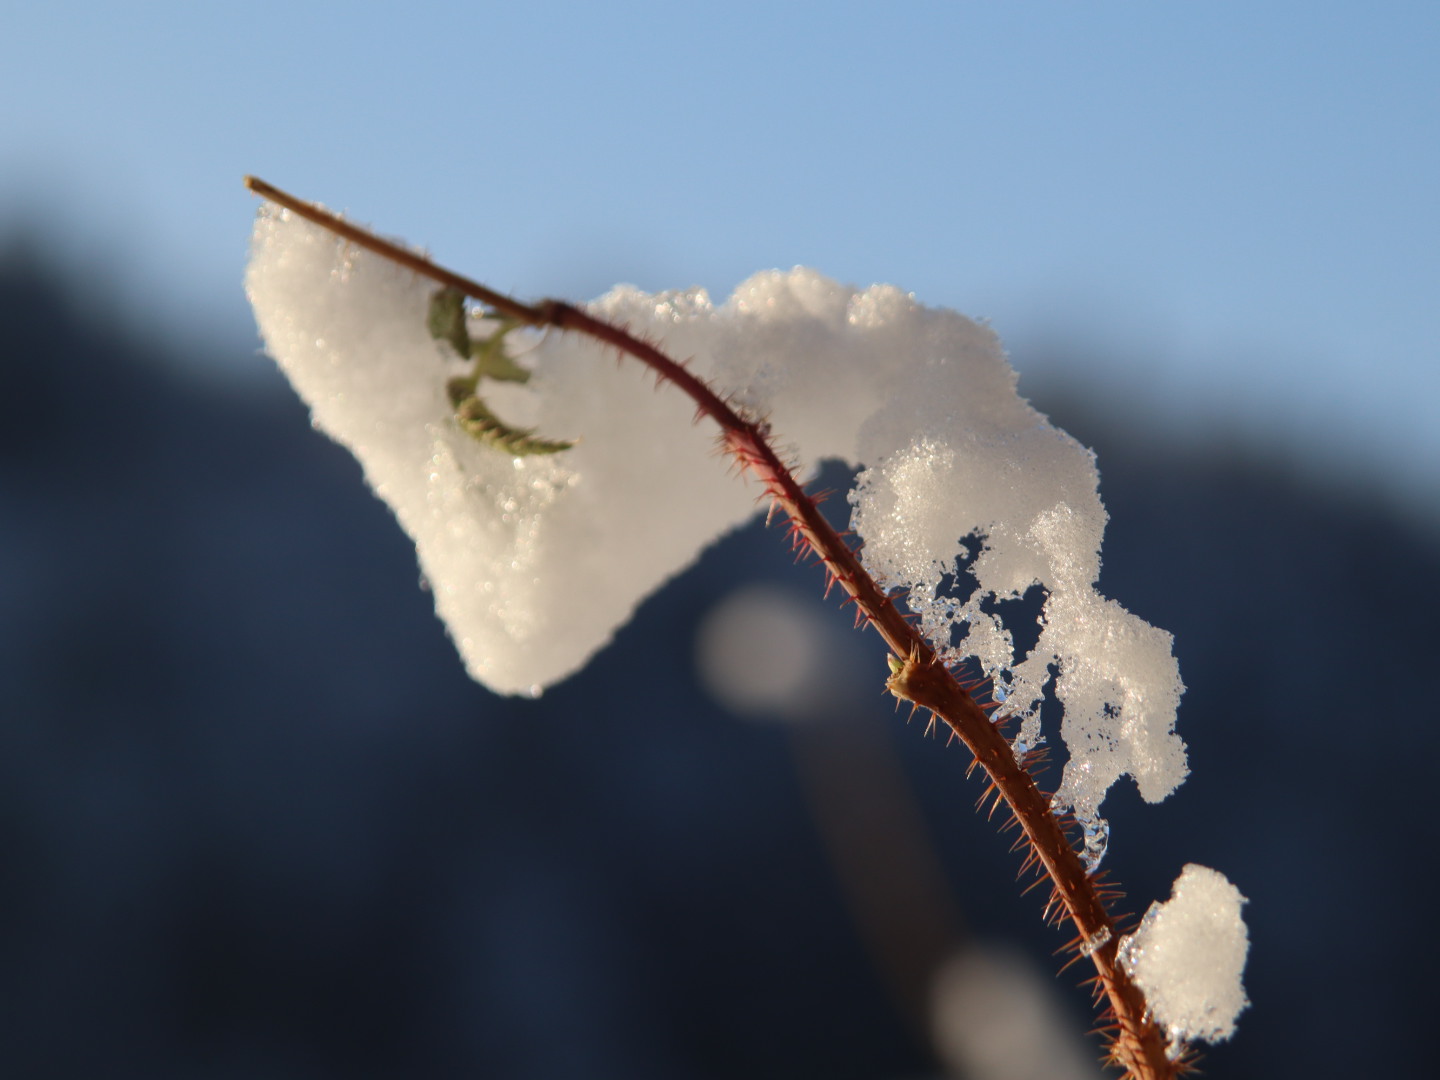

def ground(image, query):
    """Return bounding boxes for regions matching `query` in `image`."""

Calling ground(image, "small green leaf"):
[470,325,530,384]
[454,394,577,456]
[427,287,471,357]
[429,287,575,456]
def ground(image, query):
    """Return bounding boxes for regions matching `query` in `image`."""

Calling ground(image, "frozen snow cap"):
[245,204,1187,832]
[1118,864,1251,1046]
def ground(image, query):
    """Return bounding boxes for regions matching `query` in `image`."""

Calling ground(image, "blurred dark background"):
[3,234,1436,1079]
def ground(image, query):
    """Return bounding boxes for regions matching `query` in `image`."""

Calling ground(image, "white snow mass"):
[1118,864,1251,1046]
[245,203,1187,830]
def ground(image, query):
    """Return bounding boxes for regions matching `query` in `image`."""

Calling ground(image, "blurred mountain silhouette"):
[2,246,1434,1079]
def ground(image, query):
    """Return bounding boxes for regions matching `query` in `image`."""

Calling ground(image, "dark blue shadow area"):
[1,247,1434,1079]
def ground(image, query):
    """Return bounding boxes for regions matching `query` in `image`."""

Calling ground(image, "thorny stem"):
[245,177,1178,1080]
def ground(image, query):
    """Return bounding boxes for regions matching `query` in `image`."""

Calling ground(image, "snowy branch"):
[243,177,1248,1079]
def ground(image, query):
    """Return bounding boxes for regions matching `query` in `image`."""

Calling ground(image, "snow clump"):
[245,203,1188,841]
[1117,864,1251,1046]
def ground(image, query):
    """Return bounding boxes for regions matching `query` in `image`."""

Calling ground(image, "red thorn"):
[1019,875,1049,898]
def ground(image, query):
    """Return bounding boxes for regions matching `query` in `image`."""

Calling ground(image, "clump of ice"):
[1117,864,1250,1046]
[245,205,759,695]
[245,204,1187,834]
[847,416,1186,869]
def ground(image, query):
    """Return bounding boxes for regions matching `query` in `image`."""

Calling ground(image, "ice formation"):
[245,204,1188,839]
[1117,864,1250,1046]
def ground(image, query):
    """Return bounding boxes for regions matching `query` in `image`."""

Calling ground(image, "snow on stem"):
[243,176,1179,1080]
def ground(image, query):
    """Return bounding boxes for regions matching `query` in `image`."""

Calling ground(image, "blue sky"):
[4,1,1437,509]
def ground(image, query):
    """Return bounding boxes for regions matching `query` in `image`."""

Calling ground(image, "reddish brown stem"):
[244,177,1178,1080]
